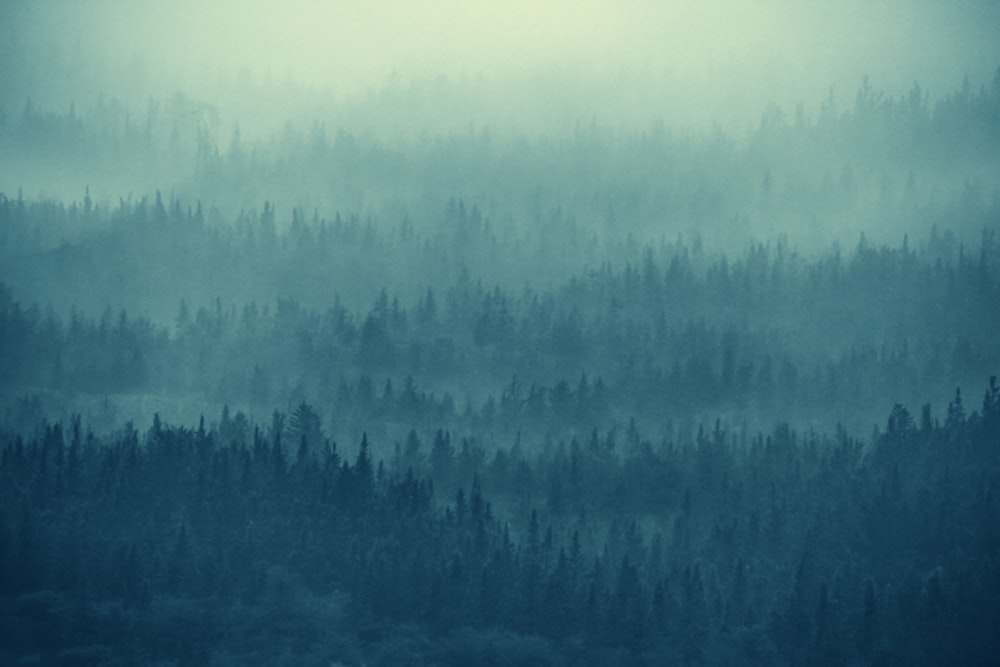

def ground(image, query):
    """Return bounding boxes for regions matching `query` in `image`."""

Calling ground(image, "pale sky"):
[2,0,999,131]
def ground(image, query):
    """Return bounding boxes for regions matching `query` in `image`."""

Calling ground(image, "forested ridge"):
[4,66,1000,254]
[1,381,998,665]
[1,61,999,665]
[2,193,997,436]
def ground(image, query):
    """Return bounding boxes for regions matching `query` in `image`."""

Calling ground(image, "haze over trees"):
[1,2,999,665]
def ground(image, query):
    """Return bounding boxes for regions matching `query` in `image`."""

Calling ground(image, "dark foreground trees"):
[1,379,997,665]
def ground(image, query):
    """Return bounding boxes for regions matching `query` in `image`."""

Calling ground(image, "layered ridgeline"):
[2,69,999,253]
[0,199,998,441]
[0,70,999,666]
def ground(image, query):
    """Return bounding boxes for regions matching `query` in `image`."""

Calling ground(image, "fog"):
[5,0,1000,131]
[3,1,999,234]
[1,3,999,665]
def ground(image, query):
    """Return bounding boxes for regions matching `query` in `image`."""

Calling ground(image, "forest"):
[2,2,1000,664]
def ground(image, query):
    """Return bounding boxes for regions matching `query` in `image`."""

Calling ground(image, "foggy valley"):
[1,2,999,665]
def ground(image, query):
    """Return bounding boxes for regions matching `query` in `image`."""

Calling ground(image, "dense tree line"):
[2,208,997,436]
[1,380,997,665]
